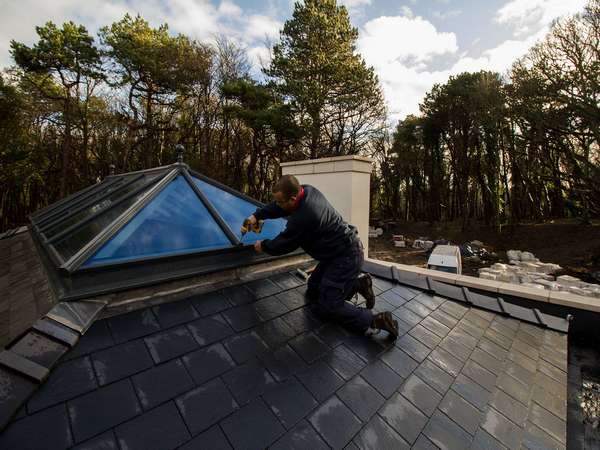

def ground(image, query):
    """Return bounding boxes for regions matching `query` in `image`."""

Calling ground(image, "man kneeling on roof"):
[243,174,399,339]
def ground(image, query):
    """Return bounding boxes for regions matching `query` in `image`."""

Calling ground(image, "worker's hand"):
[241,215,258,234]
[254,240,263,252]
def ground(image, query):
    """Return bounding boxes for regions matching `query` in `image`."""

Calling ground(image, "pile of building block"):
[478,250,600,298]
[413,238,434,250]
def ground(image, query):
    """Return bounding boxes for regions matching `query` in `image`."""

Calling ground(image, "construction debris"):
[478,249,600,298]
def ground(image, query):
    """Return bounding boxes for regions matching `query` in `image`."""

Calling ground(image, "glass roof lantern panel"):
[83,175,232,267]
[192,176,287,245]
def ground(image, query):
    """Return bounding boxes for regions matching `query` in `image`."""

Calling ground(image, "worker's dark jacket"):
[253,185,359,261]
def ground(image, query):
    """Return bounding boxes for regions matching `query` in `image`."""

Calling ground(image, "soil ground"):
[368,219,600,284]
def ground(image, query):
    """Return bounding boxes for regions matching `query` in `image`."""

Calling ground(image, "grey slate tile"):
[489,388,528,426]
[9,331,68,368]
[414,359,455,395]
[528,403,566,444]
[481,407,523,450]
[222,359,275,405]
[189,290,231,316]
[439,301,468,320]
[423,410,474,450]
[0,404,72,450]
[221,398,285,450]
[360,359,403,398]
[263,378,318,428]
[28,356,98,413]
[522,421,566,450]
[182,342,235,385]
[439,390,482,435]
[378,392,428,445]
[471,428,508,450]
[245,278,281,299]
[428,347,463,377]
[68,379,141,443]
[144,325,199,363]
[270,272,303,291]
[179,425,232,450]
[395,334,430,363]
[484,328,513,351]
[390,285,417,300]
[315,323,349,348]
[72,430,119,450]
[392,306,422,327]
[259,345,308,382]
[412,434,439,450]
[470,347,504,375]
[343,336,388,363]
[108,309,160,344]
[255,317,296,349]
[496,373,530,406]
[221,304,263,331]
[115,402,190,450]
[380,290,407,308]
[399,374,442,417]
[309,396,362,449]
[478,338,508,361]
[223,330,269,364]
[337,375,384,421]
[353,414,410,450]
[439,335,472,362]
[429,310,459,330]
[65,320,114,360]
[222,284,255,306]
[297,361,344,401]
[92,339,153,386]
[324,344,366,380]
[276,289,309,311]
[452,373,491,412]
[254,295,289,321]
[404,299,432,318]
[176,378,237,435]
[186,314,234,347]
[132,359,194,410]
[289,332,330,364]
[409,324,442,349]
[461,359,497,392]
[0,367,36,429]
[282,308,320,334]
[447,327,479,350]
[271,420,329,450]
[152,299,199,328]
[380,347,419,378]
[532,383,566,419]
[504,358,536,386]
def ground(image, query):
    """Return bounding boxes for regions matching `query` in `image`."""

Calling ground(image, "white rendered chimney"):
[280,155,373,256]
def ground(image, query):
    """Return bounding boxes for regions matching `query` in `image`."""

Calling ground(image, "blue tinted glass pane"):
[83,176,232,267]
[192,176,286,244]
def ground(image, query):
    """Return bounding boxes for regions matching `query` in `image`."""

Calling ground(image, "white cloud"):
[496,0,587,36]
[243,15,282,41]
[358,15,458,69]
[356,12,554,121]
[338,0,372,10]
[0,0,278,74]
[247,45,271,71]
[399,6,414,19]
[432,9,462,20]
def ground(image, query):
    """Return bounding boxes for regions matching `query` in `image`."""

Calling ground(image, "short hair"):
[273,174,301,200]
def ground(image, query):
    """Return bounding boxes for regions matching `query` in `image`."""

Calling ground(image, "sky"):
[0,0,588,122]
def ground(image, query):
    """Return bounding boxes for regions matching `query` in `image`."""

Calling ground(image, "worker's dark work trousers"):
[307,240,373,333]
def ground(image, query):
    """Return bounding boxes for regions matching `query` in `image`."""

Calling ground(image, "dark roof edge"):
[0,300,106,432]
[362,258,573,334]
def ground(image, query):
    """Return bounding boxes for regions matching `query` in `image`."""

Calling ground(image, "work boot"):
[357,273,375,309]
[371,311,399,339]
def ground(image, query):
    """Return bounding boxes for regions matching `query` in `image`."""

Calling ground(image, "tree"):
[100,14,212,169]
[10,21,103,196]
[266,0,385,158]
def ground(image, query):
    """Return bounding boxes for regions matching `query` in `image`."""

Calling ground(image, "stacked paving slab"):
[479,250,600,299]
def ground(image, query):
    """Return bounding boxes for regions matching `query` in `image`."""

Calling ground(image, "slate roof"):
[0,229,57,348]
[0,268,570,450]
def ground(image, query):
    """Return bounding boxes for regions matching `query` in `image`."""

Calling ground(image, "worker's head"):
[272,174,301,212]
